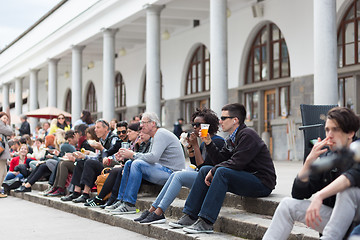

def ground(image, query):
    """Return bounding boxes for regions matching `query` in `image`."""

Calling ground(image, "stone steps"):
[9,181,318,240]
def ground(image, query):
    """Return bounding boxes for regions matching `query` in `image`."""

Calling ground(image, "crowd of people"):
[1,104,360,239]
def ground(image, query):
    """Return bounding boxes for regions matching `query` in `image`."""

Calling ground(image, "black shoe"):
[84,196,105,207]
[134,210,150,222]
[14,185,31,193]
[100,198,115,209]
[139,212,166,224]
[72,194,89,203]
[61,192,80,201]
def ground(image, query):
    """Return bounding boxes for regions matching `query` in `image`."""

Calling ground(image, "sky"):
[0,0,61,50]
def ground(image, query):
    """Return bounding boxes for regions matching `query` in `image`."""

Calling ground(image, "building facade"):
[0,0,358,161]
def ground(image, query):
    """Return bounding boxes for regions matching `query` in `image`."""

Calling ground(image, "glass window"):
[85,82,97,113]
[338,76,355,109]
[338,0,360,67]
[245,92,259,121]
[246,23,290,83]
[185,45,210,95]
[115,72,126,108]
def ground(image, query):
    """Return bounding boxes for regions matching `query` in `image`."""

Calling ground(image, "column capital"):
[143,4,165,14]
[29,68,40,73]
[71,45,86,52]
[101,28,118,37]
[47,58,60,64]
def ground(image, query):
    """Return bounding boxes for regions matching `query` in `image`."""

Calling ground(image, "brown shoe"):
[0,193,7,198]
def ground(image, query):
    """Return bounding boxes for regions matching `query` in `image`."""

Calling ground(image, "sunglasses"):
[191,122,202,128]
[220,116,235,121]
[58,117,65,120]
[118,130,127,135]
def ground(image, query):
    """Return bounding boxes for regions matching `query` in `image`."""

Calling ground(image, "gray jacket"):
[0,120,14,161]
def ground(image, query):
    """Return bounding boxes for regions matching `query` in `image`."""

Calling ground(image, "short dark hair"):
[221,103,246,125]
[191,108,220,135]
[74,124,88,136]
[327,107,360,134]
[35,138,43,143]
[65,130,75,140]
[117,121,128,129]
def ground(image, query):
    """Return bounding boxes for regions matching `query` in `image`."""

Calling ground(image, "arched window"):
[115,72,126,108]
[338,0,360,67]
[85,82,97,113]
[246,24,290,83]
[243,23,291,136]
[65,90,71,113]
[183,44,211,123]
[185,45,210,95]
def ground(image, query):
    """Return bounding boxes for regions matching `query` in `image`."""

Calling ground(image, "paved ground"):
[272,160,303,196]
[0,196,155,240]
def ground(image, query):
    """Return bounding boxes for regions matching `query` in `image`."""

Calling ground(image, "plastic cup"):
[121,142,130,149]
[200,124,210,137]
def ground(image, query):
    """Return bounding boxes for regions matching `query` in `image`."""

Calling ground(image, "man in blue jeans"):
[105,112,185,214]
[169,103,277,233]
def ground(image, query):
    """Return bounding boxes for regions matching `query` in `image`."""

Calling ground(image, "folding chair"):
[299,104,338,162]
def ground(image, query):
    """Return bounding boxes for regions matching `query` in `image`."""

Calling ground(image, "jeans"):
[263,197,333,240]
[183,166,272,224]
[5,172,24,180]
[152,170,198,212]
[117,160,132,200]
[119,159,173,205]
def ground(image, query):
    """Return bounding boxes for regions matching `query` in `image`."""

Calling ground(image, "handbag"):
[95,167,111,200]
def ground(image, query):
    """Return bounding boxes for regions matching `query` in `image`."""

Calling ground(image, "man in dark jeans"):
[170,103,276,233]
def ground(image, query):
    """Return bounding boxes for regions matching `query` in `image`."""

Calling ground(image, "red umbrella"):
[25,106,71,119]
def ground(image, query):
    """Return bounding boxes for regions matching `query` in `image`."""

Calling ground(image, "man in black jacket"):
[263,107,360,240]
[18,115,30,136]
[170,103,276,234]
[61,119,122,203]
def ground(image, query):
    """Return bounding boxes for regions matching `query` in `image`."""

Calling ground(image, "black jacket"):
[205,123,276,190]
[100,132,121,160]
[19,121,30,136]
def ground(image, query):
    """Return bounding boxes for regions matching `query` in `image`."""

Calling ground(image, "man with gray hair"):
[107,112,185,214]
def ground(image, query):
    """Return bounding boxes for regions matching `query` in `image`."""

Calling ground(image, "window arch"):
[85,82,97,113]
[115,72,126,108]
[65,90,71,113]
[185,44,210,95]
[338,0,360,67]
[245,23,290,83]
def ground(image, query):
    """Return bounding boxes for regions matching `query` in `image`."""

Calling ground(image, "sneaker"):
[14,185,31,192]
[134,210,150,222]
[84,196,105,207]
[48,188,65,197]
[0,193,7,198]
[139,212,166,224]
[169,214,197,228]
[40,185,54,196]
[100,198,115,209]
[183,218,213,234]
[111,202,137,215]
[104,200,123,211]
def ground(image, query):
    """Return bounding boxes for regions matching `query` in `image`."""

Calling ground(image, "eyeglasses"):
[118,130,127,135]
[140,120,152,125]
[191,122,201,128]
[58,117,65,120]
[220,116,235,121]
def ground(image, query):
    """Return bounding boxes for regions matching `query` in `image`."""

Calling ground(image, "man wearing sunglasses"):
[116,121,129,143]
[171,103,276,234]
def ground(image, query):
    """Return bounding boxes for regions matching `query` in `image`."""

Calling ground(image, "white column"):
[15,77,23,117]
[72,45,85,125]
[314,0,337,105]
[210,0,228,115]
[29,69,39,131]
[2,84,9,112]
[102,28,118,121]
[144,4,164,117]
[48,58,60,107]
